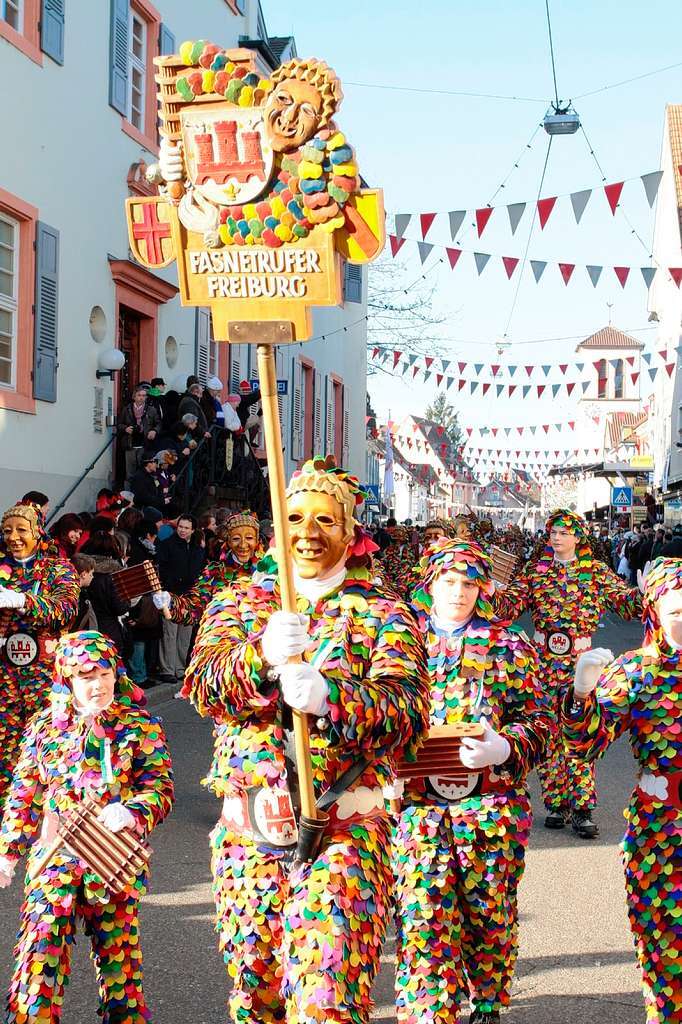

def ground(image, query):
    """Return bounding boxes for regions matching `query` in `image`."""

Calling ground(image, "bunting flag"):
[670,268,682,287]
[559,263,575,285]
[420,213,437,239]
[389,170,663,240]
[476,207,494,236]
[417,241,433,264]
[570,189,592,223]
[446,246,462,269]
[614,266,630,288]
[604,181,624,214]
[586,265,603,287]
[641,266,657,289]
[389,234,406,257]
[507,202,526,234]
[474,252,490,275]
[502,256,519,279]
[531,260,547,282]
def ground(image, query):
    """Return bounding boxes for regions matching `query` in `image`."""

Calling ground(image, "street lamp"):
[96,347,126,380]
[543,102,580,135]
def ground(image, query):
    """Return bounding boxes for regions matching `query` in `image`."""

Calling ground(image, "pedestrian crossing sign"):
[611,486,633,508]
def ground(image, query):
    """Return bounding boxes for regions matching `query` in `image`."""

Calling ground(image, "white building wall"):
[0,1,367,512]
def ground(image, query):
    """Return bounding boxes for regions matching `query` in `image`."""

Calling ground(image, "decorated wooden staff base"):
[125,43,384,844]
[29,793,151,895]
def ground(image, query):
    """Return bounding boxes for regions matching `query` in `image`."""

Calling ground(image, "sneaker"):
[469,1011,500,1024]
[571,810,599,839]
[544,810,567,829]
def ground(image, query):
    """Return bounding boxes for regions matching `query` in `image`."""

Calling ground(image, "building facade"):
[0,0,368,513]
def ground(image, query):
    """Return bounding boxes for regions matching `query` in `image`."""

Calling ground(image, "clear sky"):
[260,0,682,455]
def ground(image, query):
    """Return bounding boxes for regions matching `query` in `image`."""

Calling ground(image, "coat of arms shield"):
[181,105,275,207]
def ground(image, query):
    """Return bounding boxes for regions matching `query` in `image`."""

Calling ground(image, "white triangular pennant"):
[641,170,663,208]
[586,265,603,287]
[448,210,466,240]
[570,189,592,223]
[394,213,411,240]
[530,260,547,282]
[507,202,526,235]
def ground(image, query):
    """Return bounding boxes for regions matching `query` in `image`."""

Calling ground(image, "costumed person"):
[0,631,174,1023]
[494,508,641,837]
[378,523,420,595]
[390,540,551,1024]
[563,558,682,1024]
[0,503,80,809]
[183,455,430,1024]
[152,509,264,626]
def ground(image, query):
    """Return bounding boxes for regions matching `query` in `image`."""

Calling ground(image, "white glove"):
[574,647,613,699]
[278,663,329,716]
[460,720,511,770]
[97,803,136,834]
[0,855,17,888]
[637,562,652,595]
[382,779,405,801]
[0,586,25,609]
[159,137,184,182]
[152,590,171,610]
[261,611,310,666]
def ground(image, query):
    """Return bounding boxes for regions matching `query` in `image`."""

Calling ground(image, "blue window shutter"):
[109,0,129,116]
[343,262,362,303]
[33,222,60,403]
[195,308,210,385]
[40,0,64,64]
[158,23,175,56]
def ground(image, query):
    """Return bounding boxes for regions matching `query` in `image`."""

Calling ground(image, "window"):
[343,262,362,303]
[613,359,624,399]
[0,214,18,387]
[1,0,22,31]
[596,358,607,399]
[128,9,146,131]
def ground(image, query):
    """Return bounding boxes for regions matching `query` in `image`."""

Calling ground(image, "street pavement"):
[0,612,646,1022]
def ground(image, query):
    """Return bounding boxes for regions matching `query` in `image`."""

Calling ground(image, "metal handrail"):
[170,425,269,515]
[46,432,117,526]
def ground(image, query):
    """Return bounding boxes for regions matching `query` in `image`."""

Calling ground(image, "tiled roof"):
[666,105,682,237]
[268,36,296,61]
[606,410,648,450]
[576,325,644,351]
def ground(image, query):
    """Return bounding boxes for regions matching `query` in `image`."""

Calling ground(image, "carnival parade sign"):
[126,43,384,339]
[125,42,384,854]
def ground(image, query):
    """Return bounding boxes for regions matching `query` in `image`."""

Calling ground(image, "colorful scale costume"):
[494,509,641,814]
[563,558,682,1024]
[393,541,551,1022]
[378,526,420,597]
[0,504,80,808]
[0,632,174,1023]
[183,458,430,1024]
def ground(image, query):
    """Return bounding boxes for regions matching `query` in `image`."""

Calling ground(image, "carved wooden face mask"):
[228,525,259,564]
[287,490,353,579]
[264,78,324,152]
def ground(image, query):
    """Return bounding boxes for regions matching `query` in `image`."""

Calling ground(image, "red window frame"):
[120,0,161,154]
[0,186,37,414]
[0,0,42,65]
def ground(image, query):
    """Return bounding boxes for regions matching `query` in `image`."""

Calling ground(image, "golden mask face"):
[287,490,352,579]
[264,78,324,152]
[228,525,259,564]
[2,516,38,560]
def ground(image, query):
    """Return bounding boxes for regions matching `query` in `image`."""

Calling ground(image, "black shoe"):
[571,810,599,839]
[156,674,176,686]
[469,1011,500,1024]
[544,810,567,829]
[139,678,157,690]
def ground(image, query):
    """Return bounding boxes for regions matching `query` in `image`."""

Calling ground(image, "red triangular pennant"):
[631,372,639,384]
[476,207,493,236]
[466,427,473,437]
[457,361,467,373]
[482,382,491,395]
[568,421,575,430]
[537,385,546,397]
[491,428,498,436]
[392,350,402,368]
[626,356,635,366]
[502,256,519,278]
[666,363,675,377]
[389,234,406,257]
[669,268,682,287]
[559,364,568,375]
[604,181,624,214]
[371,347,379,358]
[542,424,550,433]
[614,266,630,288]
[566,381,576,395]
[559,262,575,284]
[436,373,443,385]
[458,378,467,391]
[446,247,462,269]
[508,385,516,397]
[524,365,534,377]
[425,356,434,368]
[420,212,437,239]
[537,196,557,229]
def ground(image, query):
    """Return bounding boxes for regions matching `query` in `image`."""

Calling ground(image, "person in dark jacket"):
[118,387,162,483]
[177,383,211,436]
[130,454,163,513]
[80,533,128,653]
[155,515,205,685]
[662,524,682,557]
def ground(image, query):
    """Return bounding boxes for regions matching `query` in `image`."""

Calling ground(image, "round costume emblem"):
[5,632,39,666]
[252,787,298,847]
[547,631,572,656]
[427,773,480,802]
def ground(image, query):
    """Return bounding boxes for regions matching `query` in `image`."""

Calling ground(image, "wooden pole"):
[228,321,317,823]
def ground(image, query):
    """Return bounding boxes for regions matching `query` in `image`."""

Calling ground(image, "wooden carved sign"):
[125,43,385,341]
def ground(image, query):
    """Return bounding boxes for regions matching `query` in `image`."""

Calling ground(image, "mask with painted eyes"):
[264,78,324,152]
[287,490,353,580]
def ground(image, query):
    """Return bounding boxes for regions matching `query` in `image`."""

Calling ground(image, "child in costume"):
[183,455,430,1024]
[0,502,80,808]
[153,509,263,625]
[0,631,174,1023]
[494,508,641,838]
[563,558,682,1024]
[391,540,551,1024]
